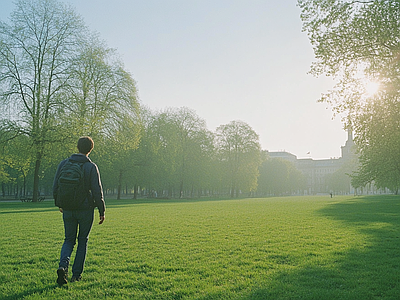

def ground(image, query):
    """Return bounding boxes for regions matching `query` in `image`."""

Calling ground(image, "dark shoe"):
[57,267,68,285]
[70,275,82,282]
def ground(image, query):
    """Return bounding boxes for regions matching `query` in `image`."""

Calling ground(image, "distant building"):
[267,130,357,194]
[268,151,297,163]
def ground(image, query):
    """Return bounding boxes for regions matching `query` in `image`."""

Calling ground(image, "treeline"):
[3,0,399,199]
[0,0,308,200]
[0,105,308,199]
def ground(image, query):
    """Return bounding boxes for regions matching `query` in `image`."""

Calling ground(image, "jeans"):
[59,209,94,277]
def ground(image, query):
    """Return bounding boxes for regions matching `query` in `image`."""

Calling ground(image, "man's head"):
[77,136,94,155]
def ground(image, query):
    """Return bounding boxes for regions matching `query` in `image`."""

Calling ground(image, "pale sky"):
[0,0,346,159]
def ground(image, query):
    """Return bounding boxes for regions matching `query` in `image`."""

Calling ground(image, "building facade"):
[268,131,357,194]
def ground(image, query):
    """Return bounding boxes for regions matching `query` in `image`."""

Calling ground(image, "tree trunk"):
[168,187,173,198]
[117,169,123,200]
[133,184,138,199]
[32,153,42,202]
[179,179,184,198]
[22,171,26,197]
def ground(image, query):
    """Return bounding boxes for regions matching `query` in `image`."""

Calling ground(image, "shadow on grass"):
[1,284,62,300]
[0,197,237,209]
[239,195,400,300]
[0,200,56,214]
[0,197,243,217]
[0,197,239,216]
[104,197,238,207]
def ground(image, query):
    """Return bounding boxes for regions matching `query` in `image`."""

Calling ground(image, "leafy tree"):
[5,136,32,197]
[100,113,142,199]
[140,107,211,198]
[215,120,261,198]
[0,0,141,199]
[188,128,215,197]
[325,167,351,194]
[65,36,140,139]
[258,157,306,196]
[0,153,11,195]
[126,107,158,197]
[350,98,400,192]
[0,123,21,188]
[131,107,215,199]
[145,109,181,196]
[299,0,400,190]
[0,0,86,201]
[170,107,211,198]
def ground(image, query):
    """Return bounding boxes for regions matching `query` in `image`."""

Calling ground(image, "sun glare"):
[364,80,380,97]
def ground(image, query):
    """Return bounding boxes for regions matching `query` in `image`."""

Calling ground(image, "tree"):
[126,107,158,198]
[0,0,141,200]
[144,109,181,196]
[137,107,212,198]
[0,123,22,191]
[258,157,306,196]
[299,0,400,190]
[170,107,211,198]
[215,120,261,198]
[0,0,86,201]
[325,167,352,194]
[129,107,216,199]
[65,36,140,139]
[100,113,142,199]
[350,98,400,192]
[6,136,32,197]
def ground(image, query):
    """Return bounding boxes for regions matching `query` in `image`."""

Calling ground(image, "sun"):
[364,80,380,97]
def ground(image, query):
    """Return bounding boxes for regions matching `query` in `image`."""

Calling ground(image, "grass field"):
[1,195,400,299]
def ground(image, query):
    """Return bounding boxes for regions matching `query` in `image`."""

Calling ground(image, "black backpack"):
[56,159,87,210]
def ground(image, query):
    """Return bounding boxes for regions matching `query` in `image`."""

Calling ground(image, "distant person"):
[53,136,105,285]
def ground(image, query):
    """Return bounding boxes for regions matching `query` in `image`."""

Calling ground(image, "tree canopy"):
[299,0,400,191]
[0,0,87,200]
[0,0,140,200]
[215,120,261,197]
[258,156,307,196]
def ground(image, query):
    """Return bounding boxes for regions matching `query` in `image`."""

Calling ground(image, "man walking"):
[53,136,105,285]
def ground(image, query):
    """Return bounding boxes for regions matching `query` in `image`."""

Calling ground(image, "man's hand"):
[99,215,105,225]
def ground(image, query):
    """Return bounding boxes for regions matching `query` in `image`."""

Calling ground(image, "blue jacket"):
[53,153,105,216]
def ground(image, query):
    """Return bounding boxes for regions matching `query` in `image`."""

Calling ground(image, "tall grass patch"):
[1,195,400,299]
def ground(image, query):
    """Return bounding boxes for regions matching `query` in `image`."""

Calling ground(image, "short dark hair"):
[77,136,94,155]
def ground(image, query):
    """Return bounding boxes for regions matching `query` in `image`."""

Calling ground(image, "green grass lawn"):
[1,195,400,299]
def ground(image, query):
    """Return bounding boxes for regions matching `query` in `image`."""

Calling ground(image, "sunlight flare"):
[364,80,380,97]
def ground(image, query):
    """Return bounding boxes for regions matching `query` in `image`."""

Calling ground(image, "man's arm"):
[90,163,106,221]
